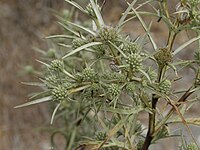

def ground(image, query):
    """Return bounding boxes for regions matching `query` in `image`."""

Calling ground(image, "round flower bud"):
[95,132,107,141]
[108,83,120,99]
[158,80,171,94]
[175,2,191,24]
[52,85,68,101]
[99,26,118,42]
[72,38,87,49]
[82,68,96,81]
[24,65,34,74]
[126,53,143,72]
[123,42,139,54]
[187,143,198,150]
[50,59,64,72]
[154,48,172,66]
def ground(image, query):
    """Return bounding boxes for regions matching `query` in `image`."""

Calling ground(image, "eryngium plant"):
[15,0,200,149]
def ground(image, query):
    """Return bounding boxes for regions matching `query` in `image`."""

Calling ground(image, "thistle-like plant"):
[15,0,200,150]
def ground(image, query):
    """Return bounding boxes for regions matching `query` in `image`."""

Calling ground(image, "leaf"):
[118,0,138,28]
[103,106,144,115]
[58,43,72,48]
[90,0,105,27]
[65,0,86,13]
[14,96,52,108]
[45,35,76,39]
[66,21,96,36]
[50,103,61,124]
[63,69,76,80]
[68,85,91,94]
[32,47,46,55]
[129,3,157,50]
[29,91,51,100]
[173,35,200,55]
[108,41,127,58]
[167,118,200,126]
[35,59,50,67]
[21,82,45,87]
[58,22,82,37]
[62,42,102,59]
[139,68,152,83]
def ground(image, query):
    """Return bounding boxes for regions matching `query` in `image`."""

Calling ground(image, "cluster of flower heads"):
[43,21,174,104]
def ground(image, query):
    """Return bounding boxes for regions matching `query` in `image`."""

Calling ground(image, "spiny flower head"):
[123,42,140,54]
[45,75,58,88]
[99,26,119,42]
[72,38,87,49]
[126,53,143,72]
[50,59,64,72]
[82,68,96,81]
[159,80,171,94]
[108,83,120,99]
[154,48,172,66]
[52,85,68,102]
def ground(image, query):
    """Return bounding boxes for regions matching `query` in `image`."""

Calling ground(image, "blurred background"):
[0,0,200,149]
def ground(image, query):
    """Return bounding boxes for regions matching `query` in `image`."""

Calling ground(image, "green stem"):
[67,127,77,150]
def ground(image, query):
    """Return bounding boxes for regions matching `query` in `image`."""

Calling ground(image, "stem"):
[142,95,158,150]
[142,65,164,150]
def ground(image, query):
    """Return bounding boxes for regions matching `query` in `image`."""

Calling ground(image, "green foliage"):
[16,0,200,149]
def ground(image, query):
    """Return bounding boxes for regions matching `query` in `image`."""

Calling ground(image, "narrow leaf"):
[109,41,127,58]
[118,0,138,28]
[58,22,81,37]
[50,103,61,124]
[68,85,91,94]
[139,68,152,83]
[168,118,200,126]
[130,4,157,50]
[63,69,76,80]
[62,42,102,59]
[173,35,200,55]
[21,82,45,87]
[65,0,86,13]
[45,35,76,39]
[66,21,96,36]
[14,96,52,108]
[90,0,105,26]
[35,59,50,67]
